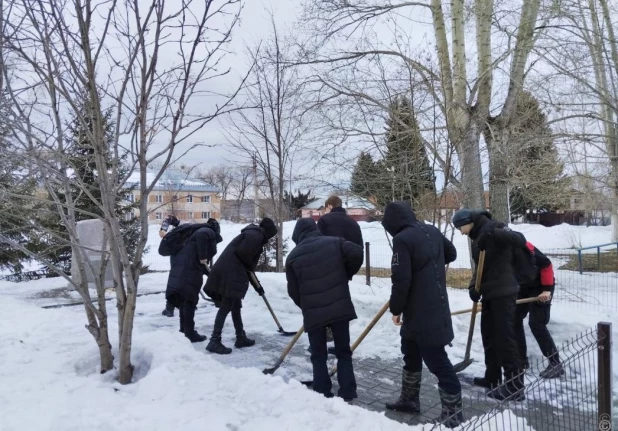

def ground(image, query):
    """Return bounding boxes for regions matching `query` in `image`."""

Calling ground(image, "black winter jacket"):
[166,227,217,303]
[317,207,364,248]
[286,218,363,332]
[520,245,555,297]
[204,224,270,301]
[468,212,526,301]
[382,202,457,347]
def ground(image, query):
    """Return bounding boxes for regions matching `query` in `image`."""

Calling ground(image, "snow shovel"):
[301,300,391,386]
[262,325,305,375]
[248,271,297,336]
[453,249,485,373]
[450,296,540,316]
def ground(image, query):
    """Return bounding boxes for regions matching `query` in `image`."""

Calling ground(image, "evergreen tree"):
[508,91,570,218]
[284,189,314,219]
[376,96,435,209]
[350,151,378,200]
[38,94,143,275]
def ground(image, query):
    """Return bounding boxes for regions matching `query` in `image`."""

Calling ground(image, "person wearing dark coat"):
[381,202,462,428]
[286,218,363,401]
[165,224,218,343]
[453,209,527,401]
[515,241,564,378]
[317,195,364,248]
[315,195,364,354]
[204,217,278,354]
[160,214,181,317]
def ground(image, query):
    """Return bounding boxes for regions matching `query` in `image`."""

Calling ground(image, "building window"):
[201,195,210,203]
[187,212,193,219]
[124,211,135,221]
[155,194,162,203]
[125,194,134,203]
[202,211,211,219]
[155,212,162,220]
[187,195,193,203]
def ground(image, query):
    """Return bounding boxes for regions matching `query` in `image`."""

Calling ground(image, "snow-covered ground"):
[0,220,616,430]
[0,269,616,430]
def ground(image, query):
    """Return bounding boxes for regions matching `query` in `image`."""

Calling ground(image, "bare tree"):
[299,0,548,221]
[225,18,310,270]
[532,0,618,239]
[0,0,244,383]
[229,165,253,220]
[198,165,235,201]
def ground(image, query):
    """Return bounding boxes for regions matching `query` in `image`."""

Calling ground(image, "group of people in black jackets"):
[158,196,563,429]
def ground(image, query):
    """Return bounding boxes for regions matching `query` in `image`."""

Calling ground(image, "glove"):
[469,288,481,302]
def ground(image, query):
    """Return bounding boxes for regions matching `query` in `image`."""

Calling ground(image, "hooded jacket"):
[468,211,527,301]
[166,227,218,303]
[285,218,363,331]
[382,202,457,346]
[204,223,276,301]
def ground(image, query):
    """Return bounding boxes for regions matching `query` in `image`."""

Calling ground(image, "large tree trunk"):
[457,121,485,210]
[610,160,618,242]
[486,125,511,224]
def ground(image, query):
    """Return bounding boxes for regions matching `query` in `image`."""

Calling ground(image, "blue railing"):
[576,242,618,274]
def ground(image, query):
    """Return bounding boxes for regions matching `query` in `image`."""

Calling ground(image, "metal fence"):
[403,322,613,431]
[362,238,618,311]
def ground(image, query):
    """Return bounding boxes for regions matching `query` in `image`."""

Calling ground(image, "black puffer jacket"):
[286,218,363,332]
[468,211,526,301]
[166,227,217,303]
[317,207,364,248]
[382,202,457,347]
[204,224,271,301]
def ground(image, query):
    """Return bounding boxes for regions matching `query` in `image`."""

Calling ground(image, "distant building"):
[300,195,379,221]
[125,169,221,224]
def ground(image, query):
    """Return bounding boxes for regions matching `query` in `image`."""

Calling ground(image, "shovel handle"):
[329,301,390,377]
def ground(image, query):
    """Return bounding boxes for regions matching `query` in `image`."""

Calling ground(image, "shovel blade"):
[453,358,474,373]
[278,329,297,336]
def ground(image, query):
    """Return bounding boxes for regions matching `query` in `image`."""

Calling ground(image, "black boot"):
[433,389,464,429]
[385,370,421,413]
[185,331,207,343]
[234,331,255,348]
[540,362,564,379]
[473,377,501,389]
[522,357,530,370]
[206,332,232,355]
[486,377,525,402]
[162,302,174,317]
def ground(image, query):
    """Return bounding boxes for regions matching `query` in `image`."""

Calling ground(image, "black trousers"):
[515,298,560,364]
[168,293,198,335]
[402,338,461,395]
[213,298,244,336]
[481,294,523,386]
[307,320,357,399]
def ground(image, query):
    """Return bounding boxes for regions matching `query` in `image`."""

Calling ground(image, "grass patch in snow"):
[357,267,472,289]
[549,250,618,273]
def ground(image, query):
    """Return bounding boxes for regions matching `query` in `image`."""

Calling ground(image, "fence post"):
[597,322,613,431]
[365,242,371,286]
[578,250,583,274]
[597,247,601,271]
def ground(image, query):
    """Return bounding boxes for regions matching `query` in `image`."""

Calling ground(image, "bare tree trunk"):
[486,126,511,223]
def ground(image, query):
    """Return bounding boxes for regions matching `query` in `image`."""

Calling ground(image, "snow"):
[1,266,617,430]
[1,219,617,430]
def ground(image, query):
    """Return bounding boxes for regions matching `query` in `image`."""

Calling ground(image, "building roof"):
[126,168,220,192]
[301,195,376,211]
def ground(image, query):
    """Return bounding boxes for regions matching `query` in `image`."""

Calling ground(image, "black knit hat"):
[452,209,475,228]
[259,217,278,240]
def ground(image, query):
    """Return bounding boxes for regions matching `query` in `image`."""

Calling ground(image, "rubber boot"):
[206,332,232,355]
[385,370,421,413]
[486,375,525,402]
[473,377,501,389]
[432,389,464,429]
[540,360,565,379]
[234,331,255,348]
[162,302,174,317]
